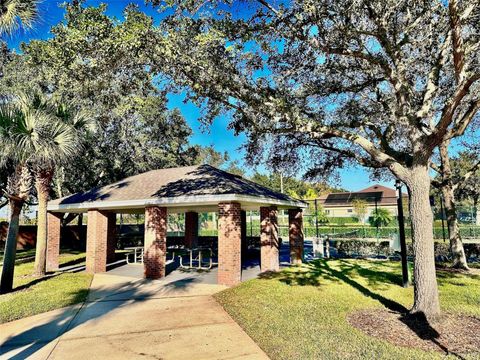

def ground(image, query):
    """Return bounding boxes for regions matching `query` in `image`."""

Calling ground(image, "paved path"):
[0,266,269,360]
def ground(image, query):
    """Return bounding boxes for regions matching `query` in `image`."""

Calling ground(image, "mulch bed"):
[348,309,480,356]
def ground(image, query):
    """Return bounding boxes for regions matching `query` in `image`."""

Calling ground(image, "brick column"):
[184,211,199,249]
[144,206,167,279]
[288,208,304,265]
[260,206,279,272]
[46,212,62,272]
[106,213,117,264]
[86,210,110,273]
[218,202,242,286]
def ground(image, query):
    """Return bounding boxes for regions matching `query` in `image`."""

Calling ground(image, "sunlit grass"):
[215,259,480,360]
[0,251,92,324]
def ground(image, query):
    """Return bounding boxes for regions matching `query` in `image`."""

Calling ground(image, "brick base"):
[86,210,110,273]
[218,202,242,286]
[260,206,279,272]
[144,206,167,279]
[46,212,62,271]
[288,208,304,264]
[184,211,198,249]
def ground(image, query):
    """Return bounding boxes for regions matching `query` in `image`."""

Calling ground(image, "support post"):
[288,208,304,264]
[260,206,279,272]
[106,213,117,264]
[184,211,199,249]
[241,210,247,260]
[144,206,167,279]
[86,210,110,273]
[46,212,62,272]
[218,202,242,286]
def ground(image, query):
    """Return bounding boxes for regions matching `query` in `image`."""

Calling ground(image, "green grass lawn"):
[0,248,37,262]
[0,251,92,324]
[215,260,480,360]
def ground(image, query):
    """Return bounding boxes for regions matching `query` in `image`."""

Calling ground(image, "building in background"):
[318,185,404,219]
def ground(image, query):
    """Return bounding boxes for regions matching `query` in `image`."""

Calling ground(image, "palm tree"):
[0,93,87,291]
[30,97,91,276]
[0,98,43,293]
[0,0,38,35]
[369,208,393,228]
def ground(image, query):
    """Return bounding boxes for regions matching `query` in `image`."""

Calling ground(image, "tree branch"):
[449,0,466,83]
[434,74,480,142]
[447,99,480,139]
[456,158,480,191]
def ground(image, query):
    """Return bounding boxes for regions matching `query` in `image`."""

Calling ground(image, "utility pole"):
[280,173,284,194]
[439,195,447,242]
[374,197,379,241]
[396,180,409,288]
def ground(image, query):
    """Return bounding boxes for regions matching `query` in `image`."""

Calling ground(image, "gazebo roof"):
[48,164,306,213]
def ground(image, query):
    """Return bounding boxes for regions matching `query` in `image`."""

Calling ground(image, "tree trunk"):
[34,169,54,276]
[405,166,441,319]
[441,184,469,270]
[438,141,469,270]
[0,199,23,293]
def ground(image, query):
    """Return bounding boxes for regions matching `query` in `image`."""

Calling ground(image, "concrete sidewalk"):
[0,268,269,360]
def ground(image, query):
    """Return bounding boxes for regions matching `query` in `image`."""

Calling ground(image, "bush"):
[335,240,393,257]
[324,216,360,225]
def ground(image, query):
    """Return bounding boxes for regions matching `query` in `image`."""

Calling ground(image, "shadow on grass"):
[259,259,407,313]
[59,257,86,269]
[259,259,462,356]
[1,269,204,359]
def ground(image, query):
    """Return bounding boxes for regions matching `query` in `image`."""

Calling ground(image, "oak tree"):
[154,0,480,318]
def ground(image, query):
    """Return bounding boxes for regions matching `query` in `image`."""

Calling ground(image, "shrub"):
[335,240,393,257]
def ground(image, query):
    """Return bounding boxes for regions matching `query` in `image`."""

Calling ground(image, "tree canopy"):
[149,0,480,319]
[0,2,227,198]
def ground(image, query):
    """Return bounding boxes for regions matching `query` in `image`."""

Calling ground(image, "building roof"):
[48,164,306,213]
[319,184,400,208]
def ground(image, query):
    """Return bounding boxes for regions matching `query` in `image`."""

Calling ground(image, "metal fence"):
[1,193,479,242]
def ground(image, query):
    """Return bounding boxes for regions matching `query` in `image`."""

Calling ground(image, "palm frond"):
[0,0,39,35]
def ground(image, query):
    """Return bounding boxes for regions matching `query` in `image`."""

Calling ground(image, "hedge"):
[201,225,480,240]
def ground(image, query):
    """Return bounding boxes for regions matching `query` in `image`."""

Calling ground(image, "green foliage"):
[250,172,342,199]
[323,216,360,225]
[0,2,225,197]
[351,199,368,223]
[369,208,393,228]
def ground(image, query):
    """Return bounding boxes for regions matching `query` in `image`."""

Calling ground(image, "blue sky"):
[4,0,393,192]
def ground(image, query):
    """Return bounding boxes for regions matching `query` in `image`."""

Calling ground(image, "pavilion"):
[46,164,307,286]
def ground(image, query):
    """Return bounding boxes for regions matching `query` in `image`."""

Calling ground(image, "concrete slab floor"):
[0,269,269,360]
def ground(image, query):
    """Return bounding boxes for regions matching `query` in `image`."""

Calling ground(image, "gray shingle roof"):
[49,165,305,210]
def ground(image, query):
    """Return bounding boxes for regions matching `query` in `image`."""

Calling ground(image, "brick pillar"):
[144,206,167,279]
[218,202,242,286]
[241,210,247,259]
[46,212,62,271]
[288,208,304,265]
[184,211,199,249]
[106,213,117,264]
[260,206,279,272]
[86,210,109,273]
